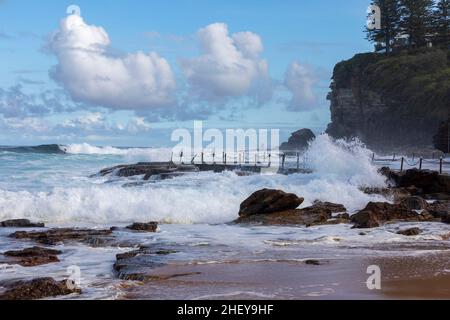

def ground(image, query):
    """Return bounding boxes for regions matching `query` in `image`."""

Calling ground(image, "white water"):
[0,135,387,224]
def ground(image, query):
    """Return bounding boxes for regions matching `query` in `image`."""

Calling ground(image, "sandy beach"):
[122,251,450,300]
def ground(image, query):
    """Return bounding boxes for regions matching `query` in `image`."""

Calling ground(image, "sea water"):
[0,135,448,299]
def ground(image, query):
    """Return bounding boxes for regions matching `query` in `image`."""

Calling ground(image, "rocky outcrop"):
[0,278,80,300]
[434,119,449,153]
[10,228,113,246]
[351,199,442,229]
[238,189,304,217]
[96,162,199,180]
[280,129,316,151]
[126,222,158,232]
[382,169,450,196]
[1,219,44,228]
[113,246,181,281]
[326,50,449,150]
[2,247,62,267]
[236,190,348,226]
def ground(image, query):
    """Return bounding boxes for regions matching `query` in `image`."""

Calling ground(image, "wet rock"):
[126,222,158,232]
[0,278,80,300]
[236,196,349,226]
[239,189,304,217]
[0,219,44,228]
[381,168,450,195]
[399,196,429,211]
[235,209,332,226]
[113,246,179,281]
[311,201,347,214]
[351,202,433,229]
[95,162,199,179]
[10,228,113,246]
[2,247,62,267]
[427,201,449,220]
[397,228,422,236]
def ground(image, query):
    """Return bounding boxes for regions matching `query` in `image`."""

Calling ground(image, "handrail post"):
[419,158,423,170]
[400,157,404,172]
[440,157,443,174]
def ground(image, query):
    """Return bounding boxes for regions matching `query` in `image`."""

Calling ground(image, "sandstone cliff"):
[326,49,450,151]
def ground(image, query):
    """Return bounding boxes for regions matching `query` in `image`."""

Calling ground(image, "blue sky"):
[0,0,373,147]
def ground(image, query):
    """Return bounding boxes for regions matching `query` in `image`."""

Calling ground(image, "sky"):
[0,0,373,147]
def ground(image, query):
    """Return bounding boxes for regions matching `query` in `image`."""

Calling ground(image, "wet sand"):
[123,252,450,300]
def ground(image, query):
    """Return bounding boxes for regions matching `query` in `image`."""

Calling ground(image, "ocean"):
[0,135,449,299]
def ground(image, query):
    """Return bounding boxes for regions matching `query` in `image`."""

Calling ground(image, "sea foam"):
[0,135,387,224]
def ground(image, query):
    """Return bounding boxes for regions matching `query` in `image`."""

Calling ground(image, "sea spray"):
[0,135,387,224]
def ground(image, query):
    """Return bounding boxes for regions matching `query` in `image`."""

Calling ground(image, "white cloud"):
[284,62,318,111]
[180,23,270,102]
[48,14,176,111]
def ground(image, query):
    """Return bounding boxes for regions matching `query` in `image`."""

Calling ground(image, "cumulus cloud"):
[180,23,270,102]
[48,14,176,111]
[0,85,77,118]
[284,62,318,111]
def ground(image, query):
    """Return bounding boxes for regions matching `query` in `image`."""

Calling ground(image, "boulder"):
[2,247,62,267]
[351,201,432,229]
[397,228,422,236]
[426,201,449,220]
[0,219,44,228]
[382,169,450,195]
[239,189,304,217]
[126,222,158,232]
[399,196,428,211]
[280,129,316,151]
[10,228,113,246]
[311,201,347,213]
[0,278,80,300]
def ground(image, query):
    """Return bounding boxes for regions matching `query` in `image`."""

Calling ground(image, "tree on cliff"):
[366,0,402,54]
[433,0,450,47]
[399,0,435,48]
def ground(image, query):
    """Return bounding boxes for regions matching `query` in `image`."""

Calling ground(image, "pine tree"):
[399,0,435,48]
[366,0,402,54]
[434,0,450,47]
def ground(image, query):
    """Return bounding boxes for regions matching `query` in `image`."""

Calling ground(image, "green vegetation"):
[333,48,450,122]
[366,0,450,53]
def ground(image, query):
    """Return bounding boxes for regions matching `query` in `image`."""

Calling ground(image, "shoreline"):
[122,252,450,300]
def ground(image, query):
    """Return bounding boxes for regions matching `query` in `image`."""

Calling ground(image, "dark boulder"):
[382,169,450,195]
[126,222,158,232]
[311,201,347,213]
[0,278,80,300]
[2,247,62,267]
[0,219,44,228]
[280,129,316,151]
[351,201,432,229]
[397,228,422,236]
[399,196,428,211]
[239,189,304,217]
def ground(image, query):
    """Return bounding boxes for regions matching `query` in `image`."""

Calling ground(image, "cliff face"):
[326,50,450,151]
